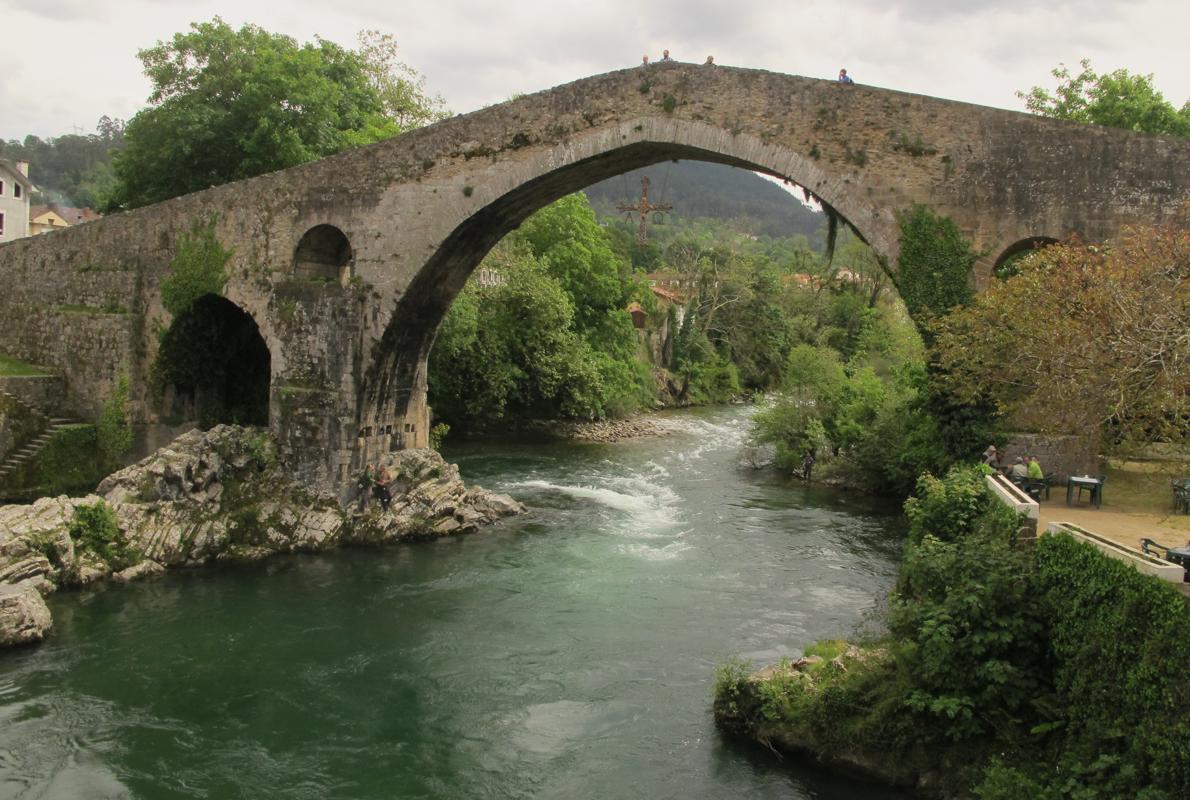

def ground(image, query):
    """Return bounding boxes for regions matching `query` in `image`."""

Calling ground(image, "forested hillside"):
[584,160,824,244]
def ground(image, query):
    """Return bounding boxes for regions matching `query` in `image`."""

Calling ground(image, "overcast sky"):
[2,0,1188,141]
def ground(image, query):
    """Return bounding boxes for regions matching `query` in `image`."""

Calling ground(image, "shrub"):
[68,501,140,570]
[160,216,232,317]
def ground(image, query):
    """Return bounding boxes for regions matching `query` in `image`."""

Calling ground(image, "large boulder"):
[348,449,525,543]
[0,582,52,646]
[1,428,525,649]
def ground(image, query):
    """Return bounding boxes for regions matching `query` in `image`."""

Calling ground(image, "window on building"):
[14,184,21,199]
[0,180,5,196]
[0,212,6,236]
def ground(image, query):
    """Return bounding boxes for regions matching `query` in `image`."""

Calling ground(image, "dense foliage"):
[1019,59,1190,138]
[748,230,957,496]
[160,217,232,317]
[933,218,1189,450]
[716,465,1190,799]
[428,194,654,424]
[108,18,442,210]
[0,117,124,208]
[894,204,978,325]
[68,501,141,572]
[96,371,134,473]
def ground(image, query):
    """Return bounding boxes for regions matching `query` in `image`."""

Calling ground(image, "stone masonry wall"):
[0,376,65,417]
[1001,433,1099,481]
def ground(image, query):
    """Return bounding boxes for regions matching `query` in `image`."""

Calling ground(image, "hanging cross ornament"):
[617,176,672,245]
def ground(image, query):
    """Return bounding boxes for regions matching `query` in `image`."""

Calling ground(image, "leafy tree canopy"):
[108,18,444,210]
[932,216,1190,450]
[1018,59,1190,137]
[0,117,124,208]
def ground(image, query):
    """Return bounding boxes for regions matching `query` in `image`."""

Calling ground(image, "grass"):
[1102,457,1190,517]
[0,353,49,376]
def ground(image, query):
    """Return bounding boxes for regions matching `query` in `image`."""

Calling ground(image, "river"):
[0,407,909,799]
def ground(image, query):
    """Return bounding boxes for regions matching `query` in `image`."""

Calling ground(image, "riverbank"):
[714,464,1190,799]
[0,425,523,647]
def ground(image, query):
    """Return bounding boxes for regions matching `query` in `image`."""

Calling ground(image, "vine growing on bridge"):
[161,217,232,317]
[894,204,979,327]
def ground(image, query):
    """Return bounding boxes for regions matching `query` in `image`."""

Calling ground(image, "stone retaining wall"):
[1001,433,1097,481]
[0,375,66,417]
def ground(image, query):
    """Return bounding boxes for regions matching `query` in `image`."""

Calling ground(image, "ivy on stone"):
[161,217,232,317]
[894,204,979,327]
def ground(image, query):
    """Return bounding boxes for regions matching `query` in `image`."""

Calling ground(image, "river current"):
[0,407,908,799]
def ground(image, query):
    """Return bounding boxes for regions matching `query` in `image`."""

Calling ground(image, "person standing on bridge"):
[838,68,854,84]
[659,49,674,62]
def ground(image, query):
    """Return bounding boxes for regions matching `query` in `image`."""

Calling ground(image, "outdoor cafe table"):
[1066,475,1103,508]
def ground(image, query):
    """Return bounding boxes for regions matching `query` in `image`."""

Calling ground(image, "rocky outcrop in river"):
[0,425,524,647]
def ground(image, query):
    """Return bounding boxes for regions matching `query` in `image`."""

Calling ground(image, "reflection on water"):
[0,406,908,799]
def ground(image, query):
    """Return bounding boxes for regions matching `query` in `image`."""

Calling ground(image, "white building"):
[0,160,34,243]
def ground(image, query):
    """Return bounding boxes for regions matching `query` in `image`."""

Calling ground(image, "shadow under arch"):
[993,235,1059,278]
[365,137,887,430]
[155,293,272,428]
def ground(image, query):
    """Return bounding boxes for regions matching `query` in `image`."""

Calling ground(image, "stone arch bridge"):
[1,63,1187,495]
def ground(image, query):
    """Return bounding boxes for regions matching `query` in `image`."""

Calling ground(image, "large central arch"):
[364,126,882,463]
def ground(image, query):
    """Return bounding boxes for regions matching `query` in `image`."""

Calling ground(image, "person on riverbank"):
[373,465,393,512]
[802,452,815,481]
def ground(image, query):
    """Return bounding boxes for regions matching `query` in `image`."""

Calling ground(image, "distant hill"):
[583,160,824,243]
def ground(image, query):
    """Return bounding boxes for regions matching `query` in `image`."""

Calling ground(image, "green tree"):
[429,246,642,423]
[96,371,134,473]
[1019,59,1190,137]
[0,117,124,208]
[108,18,438,209]
[355,30,447,129]
[932,218,1190,449]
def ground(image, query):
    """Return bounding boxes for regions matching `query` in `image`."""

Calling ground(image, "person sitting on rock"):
[373,465,393,512]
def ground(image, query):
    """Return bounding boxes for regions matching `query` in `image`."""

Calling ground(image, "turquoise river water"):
[0,407,910,799]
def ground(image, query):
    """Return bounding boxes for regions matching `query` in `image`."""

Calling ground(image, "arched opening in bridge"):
[360,137,916,469]
[993,236,1058,280]
[294,224,353,284]
[154,294,271,428]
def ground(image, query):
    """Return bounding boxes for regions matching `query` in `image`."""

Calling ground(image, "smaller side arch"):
[294,224,353,283]
[993,236,1058,279]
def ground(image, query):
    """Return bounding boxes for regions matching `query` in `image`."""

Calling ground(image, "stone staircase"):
[0,416,80,483]
[0,380,77,487]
